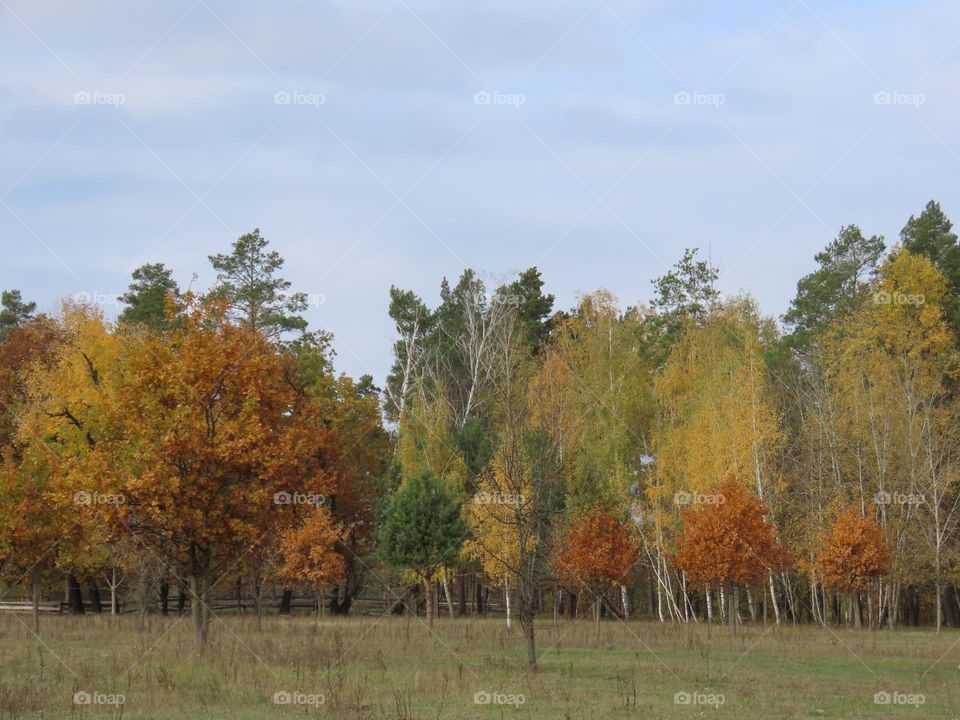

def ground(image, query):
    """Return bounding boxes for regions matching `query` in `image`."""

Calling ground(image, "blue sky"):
[2,0,958,383]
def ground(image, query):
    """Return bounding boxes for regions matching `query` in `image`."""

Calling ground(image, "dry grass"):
[1,611,959,718]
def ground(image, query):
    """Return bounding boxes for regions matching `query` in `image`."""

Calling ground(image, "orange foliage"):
[554,508,640,592]
[278,508,347,588]
[817,504,889,591]
[673,477,787,587]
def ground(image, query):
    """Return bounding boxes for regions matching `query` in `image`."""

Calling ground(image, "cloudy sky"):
[2,0,958,383]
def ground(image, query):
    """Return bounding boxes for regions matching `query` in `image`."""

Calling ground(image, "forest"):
[2,199,960,673]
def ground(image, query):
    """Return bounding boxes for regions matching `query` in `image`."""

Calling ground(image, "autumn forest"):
[3,199,960,676]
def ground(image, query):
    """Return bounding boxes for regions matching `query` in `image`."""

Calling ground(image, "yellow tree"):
[831,250,959,631]
[6,303,123,629]
[654,299,785,622]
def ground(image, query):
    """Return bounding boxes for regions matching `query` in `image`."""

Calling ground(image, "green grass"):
[2,612,960,718]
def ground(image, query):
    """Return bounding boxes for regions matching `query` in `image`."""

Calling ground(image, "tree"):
[501,267,555,353]
[0,289,36,339]
[900,200,960,334]
[817,504,889,628]
[2,304,120,632]
[278,508,347,611]
[645,248,719,362]
[379,468,466,628]
[673,478,787,633]
[831,250,959,630]
[110,299,334,645]
[783,225,885,351]
[208,229,308,340]
[384,286,432,426]
[0,315,60,448]
[118,263,181,330]
[554,508,639,638]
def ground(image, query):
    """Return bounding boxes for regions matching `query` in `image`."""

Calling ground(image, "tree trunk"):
[177,583,187,615]
[594,596,601,641]
[458,572,467,616]
[67,575,84,614]
[936,576,943,633]
[110,567,119,618]
[159,580,170,616]
[504,578,512,629]
[190,549,211,645]
[279,588,293,615]
[87,578,102,613]
[727,584,737,635]
[442,575,455,620]
[424,576,435,628]
[31,572,41,634]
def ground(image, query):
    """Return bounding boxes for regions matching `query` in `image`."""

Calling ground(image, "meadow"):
[2,611,959,719]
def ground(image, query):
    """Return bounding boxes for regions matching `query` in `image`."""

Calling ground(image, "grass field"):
[2,611,960,718]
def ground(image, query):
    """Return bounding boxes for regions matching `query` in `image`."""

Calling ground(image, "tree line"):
[2,201,960,668]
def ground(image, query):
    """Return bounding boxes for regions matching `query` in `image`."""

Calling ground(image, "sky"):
[2,0,959,384]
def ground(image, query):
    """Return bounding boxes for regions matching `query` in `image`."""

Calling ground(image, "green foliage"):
[501,267,555,352]
[378,468,466,579]
[456,415,493,490]
[900,200,960,334]
[118,263,181,331]
[783,225,884,351]
[0,290,36,339]
[208,228,308,340]
[644,248,719,363]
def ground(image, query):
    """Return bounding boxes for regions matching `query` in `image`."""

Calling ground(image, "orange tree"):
[554,507,639,636]
[278,507,347,613]
[112,299,338,644]
[817,503,889,628]
[673,477,787,633]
